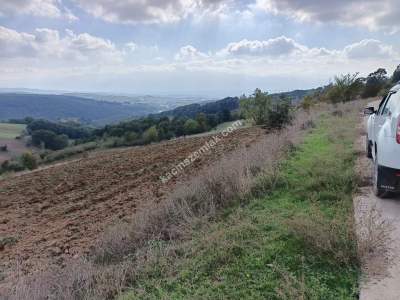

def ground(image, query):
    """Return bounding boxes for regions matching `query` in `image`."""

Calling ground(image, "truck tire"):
[366,136,372,159]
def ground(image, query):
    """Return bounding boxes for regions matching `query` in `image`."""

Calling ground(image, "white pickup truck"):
[365,83,400,197]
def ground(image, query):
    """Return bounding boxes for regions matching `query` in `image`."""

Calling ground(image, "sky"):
[0,0,400,97]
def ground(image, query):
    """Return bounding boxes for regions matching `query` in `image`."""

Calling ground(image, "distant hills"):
[0,88,317,126]
[0,93,158,126]
[155,97,239,119]
[155,89,317,119]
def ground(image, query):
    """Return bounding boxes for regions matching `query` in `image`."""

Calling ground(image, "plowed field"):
[0,127,262,288]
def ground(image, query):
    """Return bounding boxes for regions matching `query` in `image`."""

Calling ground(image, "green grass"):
[119,113,360,300]
[0,123,26,139]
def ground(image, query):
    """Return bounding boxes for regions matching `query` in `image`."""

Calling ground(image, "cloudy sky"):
[0,0,399,96]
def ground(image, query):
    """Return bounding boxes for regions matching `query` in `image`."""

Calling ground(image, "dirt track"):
[0,127,263,288]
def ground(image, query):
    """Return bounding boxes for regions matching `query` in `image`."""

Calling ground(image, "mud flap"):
[378,165,400,192]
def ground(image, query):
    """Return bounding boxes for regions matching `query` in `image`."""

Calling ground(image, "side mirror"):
[364,107,375,115]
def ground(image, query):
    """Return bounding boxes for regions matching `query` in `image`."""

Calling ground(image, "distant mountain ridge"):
[0,88,317,126]
[154,97,239,119]
[0,93,158,126]
[154,89,317,119]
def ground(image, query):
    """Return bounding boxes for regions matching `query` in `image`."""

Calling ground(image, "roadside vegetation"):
[301,65,399,110]
[116,104,362,299]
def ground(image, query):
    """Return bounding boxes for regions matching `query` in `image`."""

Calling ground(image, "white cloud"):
[175,45,209,61]
[254,0,400,32]
[343,39,396,59]
[0,26,120,62]
[1,28,399,94]
[217,36,308,57]
[0,26,37,58]
[74,0,227,24]
[125,42,138,52]
[216,36,398,62]
[0,0,78,20]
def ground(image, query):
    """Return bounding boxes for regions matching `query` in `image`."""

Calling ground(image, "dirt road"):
[355,101,400,300]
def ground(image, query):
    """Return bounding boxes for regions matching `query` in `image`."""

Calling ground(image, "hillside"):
[0,127,263,290]
[0,93,159,125]
[155,89,317,119]
[155,97,239,118]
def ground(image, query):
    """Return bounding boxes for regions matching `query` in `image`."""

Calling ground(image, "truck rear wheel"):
[366,136,372,159]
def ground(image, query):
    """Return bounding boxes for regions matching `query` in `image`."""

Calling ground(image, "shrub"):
[20,152,38,170]
[326,73,363,103]
[143,126,159,144]
[286,206,358,265]
[183,119,200,135]
[240,89,293,129]
[300,95,315,111]
[1,160,24,173]
[31,130,69,150]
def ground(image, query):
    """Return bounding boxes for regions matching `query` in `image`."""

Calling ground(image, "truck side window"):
[381,93,393,116]
[386,92,399,114]
[377,94,389,115]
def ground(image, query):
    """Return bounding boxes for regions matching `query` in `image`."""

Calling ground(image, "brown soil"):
[0,127,263,289]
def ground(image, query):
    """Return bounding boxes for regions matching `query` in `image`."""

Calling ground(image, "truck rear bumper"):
[378,165,400,192]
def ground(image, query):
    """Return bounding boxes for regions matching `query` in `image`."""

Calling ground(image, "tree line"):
[301,64,400,108]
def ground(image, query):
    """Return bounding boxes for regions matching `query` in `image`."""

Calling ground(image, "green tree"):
[240,89,293,129]
[184,119,200,135]
[196,113,209,132]
[326,73,363,103]
[31,130,68,150]
[143,126,159,143]
[124,131,139,145]
[362,68,388,98]
[300,95,315,112]
[20,152,38,170]
[240,89,272,125]
[267,95,293,129]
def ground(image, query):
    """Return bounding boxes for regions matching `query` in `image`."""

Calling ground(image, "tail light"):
[397,117,400,144]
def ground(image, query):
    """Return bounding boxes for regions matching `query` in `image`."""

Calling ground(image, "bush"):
[31,130,69,150]
[326,73,363,103]
[183,119,200,135]
[143,126,159,143]
[20,152,38,170]
[0,159,24,174]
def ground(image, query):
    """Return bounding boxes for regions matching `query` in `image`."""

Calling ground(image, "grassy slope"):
[0,123,26,139]
[120,113,359,299]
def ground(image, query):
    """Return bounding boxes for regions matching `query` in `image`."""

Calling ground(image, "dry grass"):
[272,262,308,300]
[286,205,358,265]
[356,206,394,281]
